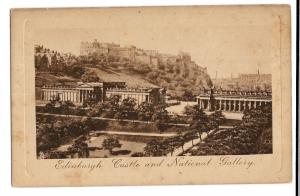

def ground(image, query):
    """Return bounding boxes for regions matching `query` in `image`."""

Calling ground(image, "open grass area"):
[88,134,146,158]
[87,66,158,88]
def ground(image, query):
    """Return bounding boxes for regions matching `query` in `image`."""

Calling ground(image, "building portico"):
[197,89,271,112]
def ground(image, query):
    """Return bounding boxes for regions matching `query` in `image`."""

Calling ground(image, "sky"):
[32,6,279,78]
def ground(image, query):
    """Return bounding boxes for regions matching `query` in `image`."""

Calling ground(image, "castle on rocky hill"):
[80,39,207,73]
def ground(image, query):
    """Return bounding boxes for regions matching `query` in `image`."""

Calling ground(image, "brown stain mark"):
[64,171,83,185]
[13,132,24,143]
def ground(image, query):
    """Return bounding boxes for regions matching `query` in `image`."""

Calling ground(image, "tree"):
[152,104,169,133]
[137,101,155,121]
[184,131,198,146]
[184,105,206,121]
[83,97,98,108]
[175,131,187,153]
[184,105,210,141]
[105,95,121,117]
[60,100,75,115]
[50,54,58,72]
[68,66,85,79]
[36,125,60,153]
[86,102,105,117]
[147,71,159,81]
[135,64,151,74]
[102,137,122,154]
[118,97,137,120]
[81,71,100,82]
[164,137,182,156]
[67,137,89,158]
[45,101,55,113]
[40,54,50,71]
[181,89,195,101]
[209,110,225,129]
[144,139,168,157]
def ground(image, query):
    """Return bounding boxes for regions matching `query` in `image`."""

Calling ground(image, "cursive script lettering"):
[219,156,255,169]
[55,160,102,172]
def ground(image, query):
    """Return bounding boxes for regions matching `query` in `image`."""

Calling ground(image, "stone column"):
[229,100,232,111]
[248,101,252,110]
[238,100,242,111]
[219,100,222,111]
[79,90,82,102]
[233,100,236,111]
[224,99,227,111]
[77,91,80,103]
[254,101,257,109]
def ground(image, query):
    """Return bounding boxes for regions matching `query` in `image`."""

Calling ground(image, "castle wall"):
[135,55,151,65]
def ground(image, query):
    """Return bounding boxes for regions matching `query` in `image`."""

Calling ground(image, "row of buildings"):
[39,81,272,113]
[212,71,272,91]
[39,82,166,106]
[34,45,75,72]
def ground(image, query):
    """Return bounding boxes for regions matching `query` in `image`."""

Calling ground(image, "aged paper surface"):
[11,5,291,186]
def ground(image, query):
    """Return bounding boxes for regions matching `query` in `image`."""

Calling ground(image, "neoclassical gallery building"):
[196,89,272,112]
[39,82,166,106]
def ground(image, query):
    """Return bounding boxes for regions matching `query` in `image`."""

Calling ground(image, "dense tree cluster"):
[36,114,108,158]
[38,95,182,130]
[37,98,272,158]
[141,104,272,157]
[187,104,272,155]
[140,107,225,157]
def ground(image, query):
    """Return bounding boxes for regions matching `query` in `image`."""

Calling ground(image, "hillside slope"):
[86,66,159,88]
[35,63,212,97]
[34,44,213,97]
[88,63,213,96]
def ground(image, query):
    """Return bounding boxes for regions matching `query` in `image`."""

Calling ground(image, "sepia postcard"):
[11,5,292,186]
